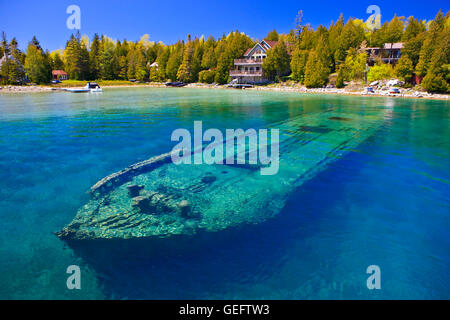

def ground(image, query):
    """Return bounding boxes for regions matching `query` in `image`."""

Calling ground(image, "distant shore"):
[1,82,449,101]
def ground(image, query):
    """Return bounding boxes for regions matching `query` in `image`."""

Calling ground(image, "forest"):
[0,10,448,93]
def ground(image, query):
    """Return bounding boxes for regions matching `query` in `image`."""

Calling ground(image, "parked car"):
[51,80,61,84]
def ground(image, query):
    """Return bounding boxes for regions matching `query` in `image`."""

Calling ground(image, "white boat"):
[86,82,102,93]
[65,82,103,93]
[65,88,90,93]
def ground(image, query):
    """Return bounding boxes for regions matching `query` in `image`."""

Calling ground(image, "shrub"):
[421,73,449,93]
[367,64,394,82]
[198,70,216,84]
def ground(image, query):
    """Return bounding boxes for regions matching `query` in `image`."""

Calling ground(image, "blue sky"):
[0,0,448,51]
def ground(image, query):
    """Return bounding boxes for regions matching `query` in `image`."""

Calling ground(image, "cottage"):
[229,40,279,84]
[52,70,68,81]
[366,43,403,65]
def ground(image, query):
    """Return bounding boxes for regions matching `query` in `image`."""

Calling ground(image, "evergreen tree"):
[290,48,309,83]
[340,47,367,81]
[336,65,345,88]
[421,73,448,93]
[266,29,280,41]
[177,36,195,82]
[50,51,65,70]
[89,34,101,79]
[166,41,184,81]
[385,15,405,43]
[416,11,446,76]
[304,50,329,88]
[394,56,414,81]
[262,41,290,80]
[24,37,50,84]
[99,36,118,80]
[201,36,217,70]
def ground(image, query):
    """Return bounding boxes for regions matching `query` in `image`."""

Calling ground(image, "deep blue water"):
[0,88,448,299]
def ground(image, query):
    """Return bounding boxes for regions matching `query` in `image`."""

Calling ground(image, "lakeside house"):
[229,39,279,84]
[365,42,404,66]
[52,70,68,81]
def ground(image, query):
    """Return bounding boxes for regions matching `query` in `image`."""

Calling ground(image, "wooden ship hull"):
[56,110,384,242]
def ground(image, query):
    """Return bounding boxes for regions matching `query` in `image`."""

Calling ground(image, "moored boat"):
[165,82,187,87]
[65,82,102,93]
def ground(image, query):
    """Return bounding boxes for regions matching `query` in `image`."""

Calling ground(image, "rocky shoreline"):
[1,83,449,101]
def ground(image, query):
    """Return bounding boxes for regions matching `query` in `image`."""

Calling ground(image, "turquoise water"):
[0,88,448,299]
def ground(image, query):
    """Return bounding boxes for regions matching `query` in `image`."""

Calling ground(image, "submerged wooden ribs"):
[56,110,384,241]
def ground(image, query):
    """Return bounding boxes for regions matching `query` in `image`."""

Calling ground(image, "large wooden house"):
[365,42,404,65]
[229,40,278,84]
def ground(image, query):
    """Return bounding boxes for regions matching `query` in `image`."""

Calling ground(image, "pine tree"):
[262,41,290,81]
[290,48,309,83]
[166,41,184,81]
[304,50,329,88]
[89,34,101,79]
[99,36,117,80]
[266,29,280,41]
[201,36,217,70]
[336,65,345,88]
[394,56,414,81]
[416,11,446,76]
[385,15,405,43]
[177,37,195,82]
[24,37,50,84]
[50,51,65,70]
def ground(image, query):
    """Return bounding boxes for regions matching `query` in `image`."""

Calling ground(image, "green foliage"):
[24,37,50,84]
[304,35,331,88]
[214,31,253,84]
[340,48,367,81]
[416,11,448,77]
[198,70,216,83]
[177,38,195,82]
[262,41,290,81]
[290,48,308,83]
[421,73,448,93]
[64,33,89,80]
[394,56,414,81]
[304,50,329,88]
[89,34,101,79]
[166,42,183,81]
[266,29,280,41]
[0,32,26,84]
[367,63,394,82]
[402,32,426,67]
[336,66,345,88]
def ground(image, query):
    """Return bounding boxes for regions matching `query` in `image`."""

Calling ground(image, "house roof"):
[262,40,278,49]
[52,70,68,75]
[384,42,404,49]
[243,40,279,57]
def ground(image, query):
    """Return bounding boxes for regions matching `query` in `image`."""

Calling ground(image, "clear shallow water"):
[0,88,448,299]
